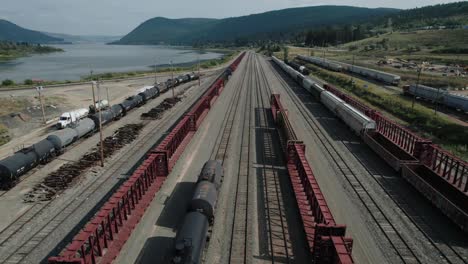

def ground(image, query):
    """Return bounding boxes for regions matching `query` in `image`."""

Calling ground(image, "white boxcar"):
[337,103,376,134]
[444,93,468,112]
[408,84,448,102]
[320,91,345,115]
[334,61,400,85]
[297,55,342,71]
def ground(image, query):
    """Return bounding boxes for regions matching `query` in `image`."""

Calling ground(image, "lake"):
[0,44,223,82]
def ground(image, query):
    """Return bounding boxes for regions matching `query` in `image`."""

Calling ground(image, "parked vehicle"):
[57,108,89,129]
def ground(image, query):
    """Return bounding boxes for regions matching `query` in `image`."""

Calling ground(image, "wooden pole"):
[97,80,104,167]
[412,67,422,109]
[36,86,47,125]
[198,55,201,86]
[171,60,175,98]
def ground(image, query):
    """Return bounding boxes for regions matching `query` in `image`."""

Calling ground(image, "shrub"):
[24,79,33,85]
[1,79,14,86]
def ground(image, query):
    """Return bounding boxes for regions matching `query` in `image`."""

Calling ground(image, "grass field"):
[287,29,468,90]
[0,124,9,146]
[342,29,468,55]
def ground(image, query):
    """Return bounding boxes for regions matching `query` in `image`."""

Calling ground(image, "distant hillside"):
[116,18,216,45]
[382,1,468,30]
[301,2,468,47]
[43,32,122,44]
[0,19,63,43]
[343,29,468,53]
[114,6,400,45]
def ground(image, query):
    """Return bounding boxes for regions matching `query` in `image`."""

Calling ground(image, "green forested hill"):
[0,19,63,43]
[114,6,400,45]
[302,2,468,46]
[384,1,468,30]
[117,17,217,45]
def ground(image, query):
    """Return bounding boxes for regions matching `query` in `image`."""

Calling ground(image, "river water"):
[0,43,223,82]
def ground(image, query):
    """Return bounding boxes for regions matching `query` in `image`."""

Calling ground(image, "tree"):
[2,79,14,86]
[283,46,289,62]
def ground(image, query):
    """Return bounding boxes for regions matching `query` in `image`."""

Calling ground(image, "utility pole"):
[197,55,201,86]
[91,79,97,113]
[171,60,175,98]
[412,67,422,109]
[35,86,47,125]
[96,80,104,167]
[154,60,158,85]
[105,84,110,103]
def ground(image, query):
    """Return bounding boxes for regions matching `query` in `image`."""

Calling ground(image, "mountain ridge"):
[114,5,401,45]
[0,19,63,43]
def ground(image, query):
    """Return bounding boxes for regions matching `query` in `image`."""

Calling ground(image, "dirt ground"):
[0,71,210,158]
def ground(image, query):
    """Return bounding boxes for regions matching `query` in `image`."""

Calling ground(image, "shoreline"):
[0,49,238,90]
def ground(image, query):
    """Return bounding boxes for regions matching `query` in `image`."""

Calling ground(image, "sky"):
[0,0,462,36]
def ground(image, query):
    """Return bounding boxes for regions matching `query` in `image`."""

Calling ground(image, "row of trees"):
[301,24,372,47]
[0,41,62,53]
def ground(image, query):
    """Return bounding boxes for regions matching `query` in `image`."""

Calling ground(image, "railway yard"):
[0,51,467,264]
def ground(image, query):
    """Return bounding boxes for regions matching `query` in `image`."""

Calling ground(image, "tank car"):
[189,181,218,221]
[110,104,124,118]
[0,149,38,187]
[73,118,96,138]
[89,109,115,128]
[47,128,78,152]
[119,95,143,114]
[32,139,57,163]
[172,211,209,264]
[197,160,223,190]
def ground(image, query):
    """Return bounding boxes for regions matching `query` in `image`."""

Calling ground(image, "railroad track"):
[267,58,425,264]
[209,54,249,164]
[268,58,468,264]
[226,53,254,264]
[0,79,216,264]
[253,55,294,263]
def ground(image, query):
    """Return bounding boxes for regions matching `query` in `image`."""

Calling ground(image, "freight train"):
[297,55,401,85]
[273,56,376,135]
[172,160,223,264]
[273,56,468,232]
[286,60,310,75]
[403,84,468,113]
[0,72,200,189]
